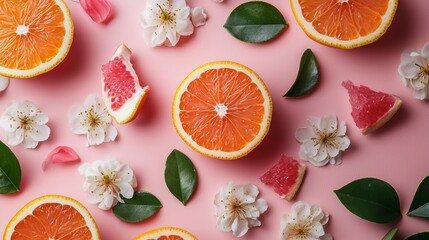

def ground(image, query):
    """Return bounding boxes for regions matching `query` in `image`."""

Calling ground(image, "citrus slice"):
[172,61,272,160]
[260,154,306,200]
[101,44,150,124]
[134,227,197,240]
[342,80,402,135]
[290,0,398,49]
[0,0,74,78]
[3,195,100,240]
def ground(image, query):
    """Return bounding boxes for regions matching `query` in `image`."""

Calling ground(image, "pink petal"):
[79,0,113,23]
[42,146,80,171]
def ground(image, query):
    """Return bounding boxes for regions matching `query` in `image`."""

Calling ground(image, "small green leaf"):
[405,232,429,240]
[0,141,21,194]
[165,149,197,205]
[334,178,401,223]
[407,176,429,217]
[382,227,398,240]
[284,49,319,97]
[223,1,287,43]
[112,191,162,223]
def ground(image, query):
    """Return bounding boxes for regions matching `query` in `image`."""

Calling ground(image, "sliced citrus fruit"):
[260,154,306,200]
[101,44,150,124]
[172,61,272,160]
[0,0,74,78]
[290,0,398,49]
[134,227,197,240]
[3,194,100,240]
[342,80,402,135]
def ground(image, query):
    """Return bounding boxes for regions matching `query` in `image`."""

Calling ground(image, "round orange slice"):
[173,61,272,160]
[3,195,100,240]
[0,0,74,78]
[291,0,398,49]
[134,227,197,240]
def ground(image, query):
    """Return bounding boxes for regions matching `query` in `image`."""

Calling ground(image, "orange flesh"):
[0,0,66,70]
[299,0,389,40]
[11,203,92,240]
[153,236,184,240]
[179,68,264,152]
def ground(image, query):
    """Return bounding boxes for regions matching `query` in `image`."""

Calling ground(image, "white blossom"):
[140,0,193,47]
[295,115,350,167]
[214,182,268,237]
[0,100,50,148]
[280,201,332,240]
[398,43,429,100]
[68,94,117,146]
[78,157,137,210]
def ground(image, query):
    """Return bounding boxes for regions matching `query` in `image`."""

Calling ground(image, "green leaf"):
[284,48,319,97]
[223,1,287,43]
[405,232,429,240]
[112,191,162,223]
[334,178,401,223]
[0,141,21,194]
[382,227,398,240]
[407,176,429,217]
[164,149,197,205]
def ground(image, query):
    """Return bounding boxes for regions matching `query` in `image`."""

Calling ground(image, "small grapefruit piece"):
[260,154,306,201]
[172,61,272,160]
[3,195,100,240]
[290,0,398,49]
[342,80,402,135]
[0,0,74,78]
[134,227,197,240]
[101,44,150,124]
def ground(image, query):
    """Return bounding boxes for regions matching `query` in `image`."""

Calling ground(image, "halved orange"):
[134,227,198,240]
[3,195,100,240]
[0,0,74,78]
[173,61,272,160]
[291,0,398,49]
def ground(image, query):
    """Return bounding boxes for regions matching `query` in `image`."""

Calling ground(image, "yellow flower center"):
[415,63,429,85]
[157,4,176,26]
[88,109,100,128]
[20,115,32,131]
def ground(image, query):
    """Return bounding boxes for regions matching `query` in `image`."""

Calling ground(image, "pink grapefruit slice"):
[260,154,306,201]
[101,44,150,124]
[342,80,402,135]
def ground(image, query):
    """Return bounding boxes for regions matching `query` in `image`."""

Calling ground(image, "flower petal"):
[399,62,422,79]
[410,77,428,90]
[87,127,105,146]
[413,87,429,100]
[0,76,9,92]
[421,43,429,58]
[29,124,50,142]
[103,124,117,142]
[295,127,316,143]
[320,115,337,133]
[21,136,38,149]
[152,27,168,46]
[68,106,88,134]
[6,131,23,146]
[79,0,112,23]
[191,7,207,27]
[231,217,249,237]
[42,146,80,171]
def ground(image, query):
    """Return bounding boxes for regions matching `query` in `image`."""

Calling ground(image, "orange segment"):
[3,195,100,240]
[134,227,197,240]
[291,0,397,49]
[0,0,74,78]
[173,61,272,160]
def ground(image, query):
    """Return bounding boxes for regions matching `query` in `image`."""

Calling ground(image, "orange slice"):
[0,0,74,78]
[134,227,198,240]
[3,195,100,240]
[173,61,272,160]
[291,0,398,49]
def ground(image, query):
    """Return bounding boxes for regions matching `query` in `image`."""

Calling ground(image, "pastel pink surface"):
[0,0,428,239]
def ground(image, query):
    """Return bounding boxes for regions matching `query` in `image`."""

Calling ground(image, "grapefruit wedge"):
[342,80,402,135]
[101,44,150,124]
[3,195,100,240]
[260,154,306,201]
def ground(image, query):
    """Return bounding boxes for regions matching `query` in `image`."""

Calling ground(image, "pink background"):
[1,0,429,239]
